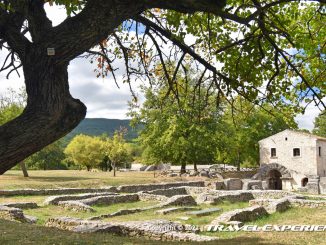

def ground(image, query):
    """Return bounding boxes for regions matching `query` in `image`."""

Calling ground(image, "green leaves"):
[64,134,107,170]
[313,110,326,137]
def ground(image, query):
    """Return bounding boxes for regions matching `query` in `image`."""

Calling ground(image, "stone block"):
[224,178,243,190]
[215,181,226,190]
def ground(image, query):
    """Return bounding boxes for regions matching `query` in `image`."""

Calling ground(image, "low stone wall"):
[210,206,268,225]
[46,217,217,242]
[158,195,197,207]
[184,187,211,195]
[288,198,326,208]
[0,187,118,197]
[44,193,117,205]
[58,201,95,212]
[249,198,291,214]
[197,192,254,204]
[144,187,187,197]
[0,202,38,209]
[249,190,295,199]
[81,194,139,206]
[0,181,204,197]
[138,193,169,202]
[117,181,205,193]
[0,205,37,223]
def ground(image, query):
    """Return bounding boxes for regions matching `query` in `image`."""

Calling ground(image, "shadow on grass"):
[0,219,282,245]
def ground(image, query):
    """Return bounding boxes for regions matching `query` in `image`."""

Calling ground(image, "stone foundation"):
[45,217,217,242]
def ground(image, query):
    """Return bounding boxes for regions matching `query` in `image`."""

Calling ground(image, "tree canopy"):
[313,110,326,137]
[0,0,325,173]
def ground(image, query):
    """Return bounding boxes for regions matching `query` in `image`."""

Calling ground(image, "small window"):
[271,148,276,157]
[285,137,288,141]
[293,148,300,157]
[319,147,321,157]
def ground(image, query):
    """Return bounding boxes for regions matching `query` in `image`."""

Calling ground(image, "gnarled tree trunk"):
[0,56,86,174]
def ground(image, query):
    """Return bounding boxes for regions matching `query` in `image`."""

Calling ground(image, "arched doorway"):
[301,178,308,187]
[267,169,282,190]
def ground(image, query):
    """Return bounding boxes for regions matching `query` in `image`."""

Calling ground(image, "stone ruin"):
[1,180,326,242]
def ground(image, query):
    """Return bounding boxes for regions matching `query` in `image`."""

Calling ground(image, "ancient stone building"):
[255,129,326,193]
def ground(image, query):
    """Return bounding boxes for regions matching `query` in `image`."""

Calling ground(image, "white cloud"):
[295,101,325,131]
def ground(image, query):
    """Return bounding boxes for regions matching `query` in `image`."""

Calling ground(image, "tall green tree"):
[130,71,221,173]
[0,0,324,174]
[313,110,326,137]
[215,98,298,168]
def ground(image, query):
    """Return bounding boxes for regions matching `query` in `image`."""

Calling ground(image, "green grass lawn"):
[0,170,200,189]
[1,170,326,244]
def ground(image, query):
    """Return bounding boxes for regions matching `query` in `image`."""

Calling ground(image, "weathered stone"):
[196,192,254,204]
[117,181,205,193]
[46,217,217,242]
[306,178,320,194]
[144,187,187,197]
[58,201,95,212]
[242,180,262,190]
[210,206,268,224]
[81,194,139,206]
[224,178,243,190]
[249,198,291,214]
[215,181,226,190]
[0,205,36,223]
[287,198,326,208]
[159,195,197,207]
[137,192,168,202]
[44,192,117,205]
[199,171,209,177]
[89,208,144,220]
[186,208,222,217]
[0,202,38,209]
[155,207,199,215]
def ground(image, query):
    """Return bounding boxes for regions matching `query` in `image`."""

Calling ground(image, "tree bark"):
[0,55,86,174]
[20,161,29,177]
[180,163,186,174]
[194,162,198,172]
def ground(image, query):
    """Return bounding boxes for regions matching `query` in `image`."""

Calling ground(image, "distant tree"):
[64,134,107,171]
[215,98,298,168]
[313,110,326,137]
[25,140,66,170]
[107,131,131,177]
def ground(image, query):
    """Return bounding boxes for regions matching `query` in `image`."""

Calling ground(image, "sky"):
[0,4,323,130]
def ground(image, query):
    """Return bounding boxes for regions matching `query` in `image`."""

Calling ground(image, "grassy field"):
[0,170,197,189]
[0,170,326,244]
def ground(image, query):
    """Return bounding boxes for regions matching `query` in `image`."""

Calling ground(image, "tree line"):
[1,87,325,173]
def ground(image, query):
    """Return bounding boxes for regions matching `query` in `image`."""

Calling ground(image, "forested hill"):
[65,118,140,142]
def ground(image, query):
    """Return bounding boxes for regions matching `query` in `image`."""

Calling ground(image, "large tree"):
[215,97,298,168]
[130,69,221,173]
[0,0,324,174]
